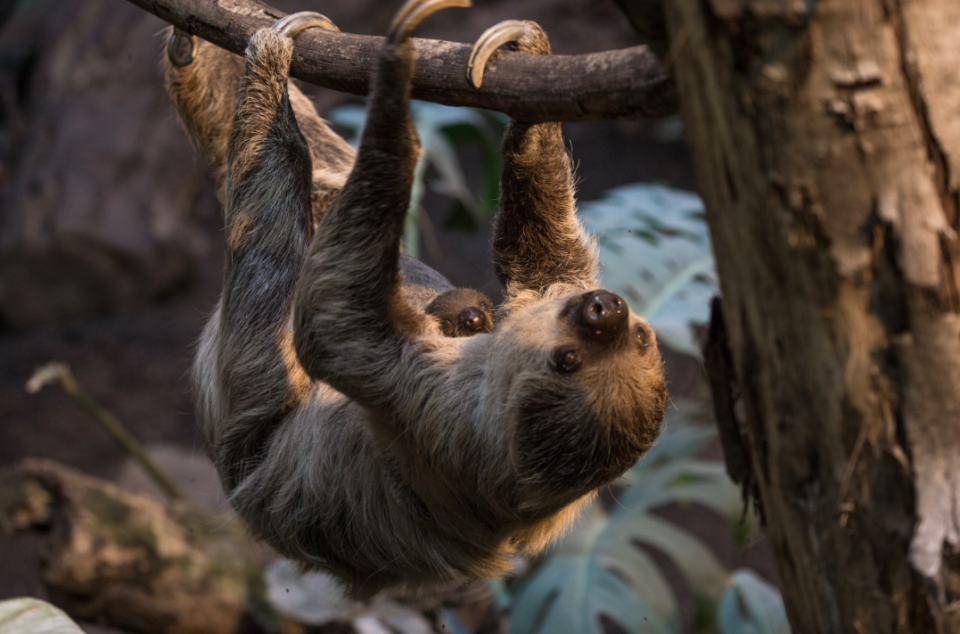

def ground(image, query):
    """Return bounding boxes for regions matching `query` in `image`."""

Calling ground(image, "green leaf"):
[620,460,736,513]
[425,132,478,219]
[329,101,501,236]
[443,200,479,232]
[326,104,367,145]
[639,424,715,468]
[0,598,84,634]
[508,502,678,634]
[629,515,729,608]
[439,122,502,215]
[717,570,791,634]
[507,423,775,634]
[578,184,718,357]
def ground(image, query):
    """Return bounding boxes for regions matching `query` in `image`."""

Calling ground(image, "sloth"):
[426,288,494,337]
[165,0,666,597]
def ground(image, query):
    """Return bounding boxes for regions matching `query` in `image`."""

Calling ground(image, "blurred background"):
[0,1,778,632]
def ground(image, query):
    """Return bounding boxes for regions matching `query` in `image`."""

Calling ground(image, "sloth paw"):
[270,11,340,39]
[467,20,551,89]
[387,0,471,46]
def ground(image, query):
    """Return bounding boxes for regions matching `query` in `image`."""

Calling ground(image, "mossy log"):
[0,459,277,634]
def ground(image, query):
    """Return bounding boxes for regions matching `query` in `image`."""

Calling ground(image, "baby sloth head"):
[426,288,495,337]
[487,288,666,515]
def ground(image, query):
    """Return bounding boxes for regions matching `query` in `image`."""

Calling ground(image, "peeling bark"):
[657,0,960,630]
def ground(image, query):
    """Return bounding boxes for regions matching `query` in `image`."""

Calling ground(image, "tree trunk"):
[659,0,960,631]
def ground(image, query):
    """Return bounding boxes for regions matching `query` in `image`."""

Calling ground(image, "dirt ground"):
[0,0,777,629]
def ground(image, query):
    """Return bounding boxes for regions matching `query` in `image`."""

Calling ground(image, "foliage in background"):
[579,184,717,357]
[329,102,504,258]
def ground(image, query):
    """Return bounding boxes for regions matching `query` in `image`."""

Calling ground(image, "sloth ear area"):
[467,19,551,89]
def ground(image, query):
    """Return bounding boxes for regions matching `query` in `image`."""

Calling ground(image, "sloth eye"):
[634,323,651,348]
[553,345,582,374]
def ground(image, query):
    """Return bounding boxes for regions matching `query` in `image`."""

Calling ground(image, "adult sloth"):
[168,0,666,598]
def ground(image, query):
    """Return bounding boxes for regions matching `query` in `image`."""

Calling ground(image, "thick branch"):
[124,0,678,122]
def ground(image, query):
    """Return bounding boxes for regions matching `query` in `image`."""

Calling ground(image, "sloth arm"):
[293,37,431,411]
[491,28,599,300]
[164,31,355,226]
[211,30,316,489]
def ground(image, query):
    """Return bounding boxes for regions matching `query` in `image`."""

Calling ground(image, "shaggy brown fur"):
[167,4,666,598]
[163,30,354,228]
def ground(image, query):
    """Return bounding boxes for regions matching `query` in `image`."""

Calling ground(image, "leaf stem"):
[26,362,185,502]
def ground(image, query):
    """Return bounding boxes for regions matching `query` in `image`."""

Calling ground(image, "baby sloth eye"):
[553,345,583,374]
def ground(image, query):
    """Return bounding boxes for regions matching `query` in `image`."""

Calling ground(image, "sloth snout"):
[459,306,489,334]
[577,290,628,342]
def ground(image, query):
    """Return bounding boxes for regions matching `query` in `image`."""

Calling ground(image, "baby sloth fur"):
[166,1,666,597]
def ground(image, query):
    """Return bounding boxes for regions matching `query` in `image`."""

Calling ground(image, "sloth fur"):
[164,15,666,597]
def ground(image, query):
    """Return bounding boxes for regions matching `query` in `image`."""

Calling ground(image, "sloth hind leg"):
[163,25,355,227]
[212,28,318,491]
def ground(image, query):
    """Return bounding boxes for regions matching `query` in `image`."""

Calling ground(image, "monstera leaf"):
[578,184,717,356]
[507,404,766,634]
[718,570,791,634]
[0,599,84,634]
[507,501,679,634]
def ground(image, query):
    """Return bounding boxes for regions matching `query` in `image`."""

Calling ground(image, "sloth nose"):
[459,306,488,333]
[578,291,628,341]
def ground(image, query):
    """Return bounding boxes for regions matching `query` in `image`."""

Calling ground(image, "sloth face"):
[426,288,495,338]
[482,289,666,513]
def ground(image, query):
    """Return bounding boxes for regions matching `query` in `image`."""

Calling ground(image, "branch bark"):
[121,0,678,122]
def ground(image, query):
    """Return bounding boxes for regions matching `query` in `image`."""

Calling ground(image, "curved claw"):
[167,28,199,67]
[271,11,340,39]
[386,0,471,46]
[466,20,529,89]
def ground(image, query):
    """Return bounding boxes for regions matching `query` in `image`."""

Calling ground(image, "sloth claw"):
[387,0,471,46]
[167,28,198,67]
[467,20,550,89]
[271,11,339,39]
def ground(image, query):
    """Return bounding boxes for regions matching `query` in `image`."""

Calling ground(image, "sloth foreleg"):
[470,22,600,304]
[293,0,469,410]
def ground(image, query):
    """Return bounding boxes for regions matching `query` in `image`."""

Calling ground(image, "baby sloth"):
[168,0,666,597]
[426,288,494,337]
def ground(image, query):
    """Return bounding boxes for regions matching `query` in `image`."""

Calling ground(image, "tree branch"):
[123,0,678,122]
